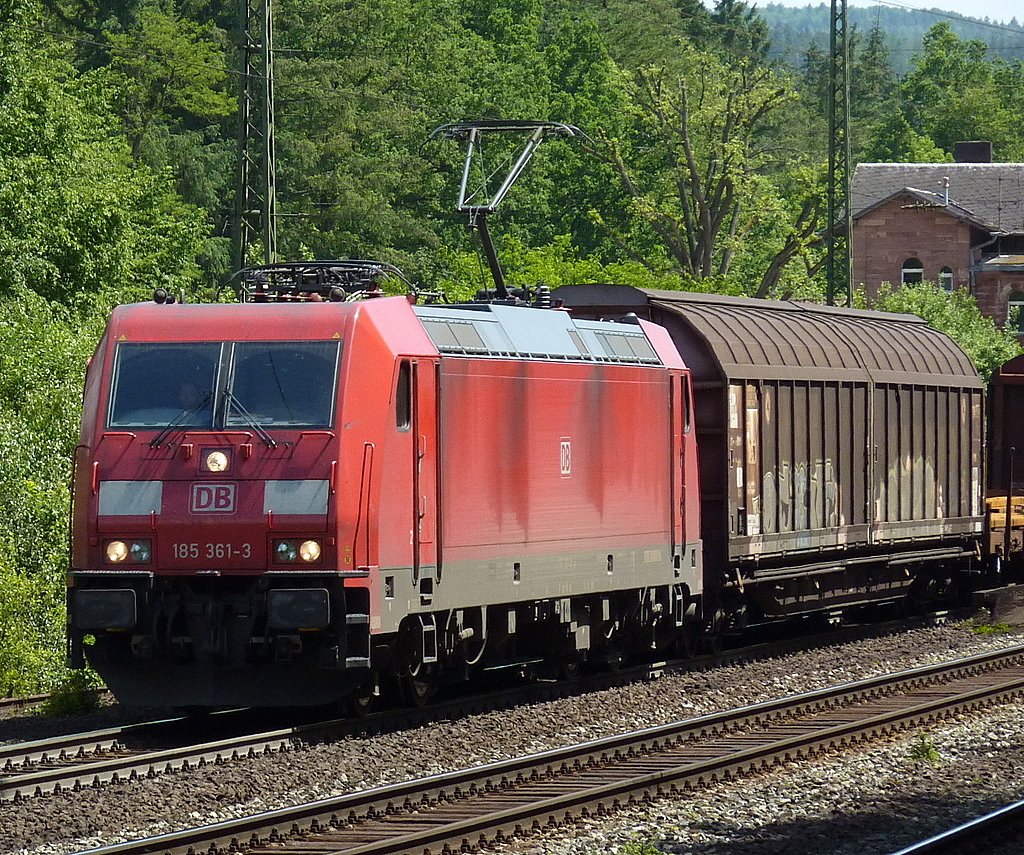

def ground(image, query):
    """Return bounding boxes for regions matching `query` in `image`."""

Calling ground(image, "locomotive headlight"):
[275,540,298,562]
[205,450,229,473]
[104,539,151,564]
[129,540,152,563]
[105,541,128,563]
[298,540,321,563]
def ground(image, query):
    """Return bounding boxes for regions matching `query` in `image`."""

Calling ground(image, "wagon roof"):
[552,285,982,388]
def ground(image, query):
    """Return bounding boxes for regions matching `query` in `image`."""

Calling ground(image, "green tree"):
[900,23,1024,159]
[0,2,209,304]
[0,0,209,693]
[711,0,770,64]
[861,113,949,163]
[594,49,824,295]
[0,290,105,693]
[853,24,898,121]
[103,6,233,158]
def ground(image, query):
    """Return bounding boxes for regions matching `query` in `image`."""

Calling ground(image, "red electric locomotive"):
[68,264,701,708]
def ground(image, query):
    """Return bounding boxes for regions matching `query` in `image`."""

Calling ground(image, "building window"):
[939,267,953,292]
[1009,293,1024,332]
[901,257,924,285]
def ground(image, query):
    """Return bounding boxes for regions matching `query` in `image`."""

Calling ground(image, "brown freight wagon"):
[987,354,1024,561]
[554,285,984,623]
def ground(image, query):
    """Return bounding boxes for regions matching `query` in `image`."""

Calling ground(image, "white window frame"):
[1008,293,1024,331]
[901,257,924,285]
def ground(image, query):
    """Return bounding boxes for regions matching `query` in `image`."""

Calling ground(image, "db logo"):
[560,438,572,478]
[191,483,236,513]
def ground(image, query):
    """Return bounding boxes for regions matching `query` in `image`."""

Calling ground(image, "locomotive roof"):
[103,300,362,341]
[551,284,982,389]
[102,297,670,368]
[413,303,663,365]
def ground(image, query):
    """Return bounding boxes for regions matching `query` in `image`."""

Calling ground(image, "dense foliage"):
[1,0,1022,694]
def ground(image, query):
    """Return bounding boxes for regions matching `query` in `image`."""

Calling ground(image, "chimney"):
[954,141,993,163]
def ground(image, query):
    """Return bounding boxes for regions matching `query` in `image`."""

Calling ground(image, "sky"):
[757,0,1020,26]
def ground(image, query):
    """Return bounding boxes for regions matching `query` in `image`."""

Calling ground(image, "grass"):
[968,621,1014,636]
[907,734,941,768]
[619,840,663,855]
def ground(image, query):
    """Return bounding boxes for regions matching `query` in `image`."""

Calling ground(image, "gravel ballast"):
[7,622,1024,854]
[502,700,1024,854]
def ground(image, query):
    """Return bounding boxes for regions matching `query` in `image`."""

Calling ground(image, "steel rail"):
[1,716,182,773]
[73,643,1024,855]
[889,798,1024,854]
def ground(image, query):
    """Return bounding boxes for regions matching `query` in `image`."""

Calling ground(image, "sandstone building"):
[852,144,1024,329]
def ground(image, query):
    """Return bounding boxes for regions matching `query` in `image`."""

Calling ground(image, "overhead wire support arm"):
[429,121,580,301]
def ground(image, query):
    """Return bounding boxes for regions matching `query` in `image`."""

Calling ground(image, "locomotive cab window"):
[108,343,220,428]
[226,341,340,428]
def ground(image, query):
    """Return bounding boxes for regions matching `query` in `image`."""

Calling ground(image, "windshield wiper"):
[223,389,277,447]
[149,390,213,448]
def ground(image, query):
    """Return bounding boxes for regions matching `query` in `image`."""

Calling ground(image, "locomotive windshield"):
[226,342,339,427]
[108,343,220,428]
[107,340,341,430]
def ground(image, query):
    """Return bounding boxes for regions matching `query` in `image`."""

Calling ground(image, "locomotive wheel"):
[398,667,436,707]
[393,620,438,707]
[348,679,378,717]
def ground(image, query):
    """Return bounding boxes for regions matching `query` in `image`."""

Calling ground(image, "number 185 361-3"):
[172,542,253,560]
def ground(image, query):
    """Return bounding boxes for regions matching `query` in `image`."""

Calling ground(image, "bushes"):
[0,290,106,695]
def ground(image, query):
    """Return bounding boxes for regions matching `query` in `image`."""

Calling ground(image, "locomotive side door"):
[411,359,439,594]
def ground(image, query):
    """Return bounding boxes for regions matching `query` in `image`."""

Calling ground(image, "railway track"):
[0,612,958,805]
[890,798,1024,854]
[0,688,107,715]
[0,710,303,803]
[76,642,1024,855]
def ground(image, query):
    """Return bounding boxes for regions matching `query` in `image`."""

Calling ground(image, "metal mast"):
[826,0,852,307]
[233,0,278,270]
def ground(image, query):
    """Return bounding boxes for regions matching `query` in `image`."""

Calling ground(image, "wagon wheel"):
[678,622,700,659]
[542,649,582,681]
